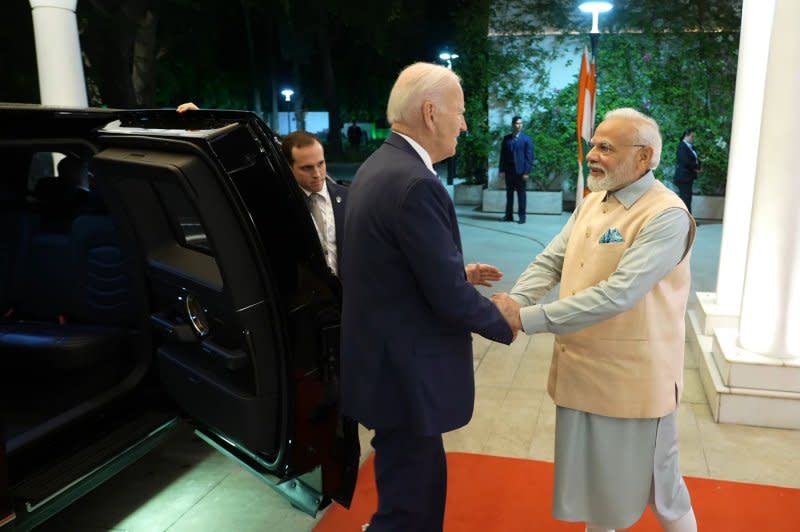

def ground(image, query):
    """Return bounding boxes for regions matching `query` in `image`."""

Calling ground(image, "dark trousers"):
[676,181,693,214]
[369,430,447,531]
[505,173,527,221]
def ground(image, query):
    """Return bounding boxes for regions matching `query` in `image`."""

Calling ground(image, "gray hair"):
[604,108,662,169]
[386,62,461,126]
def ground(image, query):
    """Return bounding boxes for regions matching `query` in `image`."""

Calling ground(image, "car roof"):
[0,104,261,142]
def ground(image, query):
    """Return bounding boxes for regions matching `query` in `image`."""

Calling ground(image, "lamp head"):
[579,1,613,34]
[280,89,294,102]
[578,1,613,13]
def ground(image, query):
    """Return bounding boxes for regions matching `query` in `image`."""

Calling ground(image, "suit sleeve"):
[524,136,534,174]
[677,143,699,174]
[394,179,513,344]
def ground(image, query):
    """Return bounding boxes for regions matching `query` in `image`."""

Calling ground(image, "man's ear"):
[641,146,654,166]
[422,101,436,130]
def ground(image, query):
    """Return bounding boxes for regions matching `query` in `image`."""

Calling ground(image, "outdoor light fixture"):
[280,89,294,133]
[438,51,459,70]
[579,1,613,34]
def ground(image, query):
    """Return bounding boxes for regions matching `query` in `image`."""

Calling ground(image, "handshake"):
[463,262,521,338]
[491,293,522,338]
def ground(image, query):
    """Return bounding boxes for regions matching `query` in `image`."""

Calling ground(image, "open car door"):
[91,111,358,512]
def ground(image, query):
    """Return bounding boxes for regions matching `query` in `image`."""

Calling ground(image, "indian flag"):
[576,46,596,208]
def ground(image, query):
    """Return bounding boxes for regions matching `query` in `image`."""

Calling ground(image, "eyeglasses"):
[588,142,647,155]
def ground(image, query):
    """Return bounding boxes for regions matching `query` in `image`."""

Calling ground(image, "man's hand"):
[522,174,529,180]
[176,102,199,113]
[465,263,503,287]
[491,292,522,338]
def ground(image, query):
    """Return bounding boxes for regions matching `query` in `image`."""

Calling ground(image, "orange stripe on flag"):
[576,47,596,208]
[576,47,589,164]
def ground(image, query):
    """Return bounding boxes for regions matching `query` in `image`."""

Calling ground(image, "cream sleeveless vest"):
[548,180,696,418]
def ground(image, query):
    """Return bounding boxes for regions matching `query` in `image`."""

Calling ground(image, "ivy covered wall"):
[479,0,742,195]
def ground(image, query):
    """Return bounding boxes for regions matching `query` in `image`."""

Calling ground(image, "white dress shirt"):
[302,181,338,275]
[393,131,437,177]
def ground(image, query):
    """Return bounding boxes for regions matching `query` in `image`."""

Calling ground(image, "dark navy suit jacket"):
[499,132,534,175]
[326,179,347,268]
[340,134,513,436]
[674,141,700,184]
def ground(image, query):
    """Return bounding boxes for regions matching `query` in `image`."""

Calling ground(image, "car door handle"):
[200,338,249,370]
[150,313,196,342]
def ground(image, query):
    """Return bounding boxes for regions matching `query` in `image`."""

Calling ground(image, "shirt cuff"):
[520,304,548,335]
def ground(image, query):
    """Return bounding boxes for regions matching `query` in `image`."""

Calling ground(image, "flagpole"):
[576,2,612,210]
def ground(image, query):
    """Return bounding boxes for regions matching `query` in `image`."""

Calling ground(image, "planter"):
[482,190,561,214]
[692,195,725,221]
[453,183,484,205]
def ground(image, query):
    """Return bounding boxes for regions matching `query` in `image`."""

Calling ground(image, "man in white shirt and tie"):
[176,103,347,275]
[281,131,347,275]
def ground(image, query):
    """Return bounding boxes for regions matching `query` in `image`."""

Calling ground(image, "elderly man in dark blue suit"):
[499,115,535,224]
[341,63,519,531]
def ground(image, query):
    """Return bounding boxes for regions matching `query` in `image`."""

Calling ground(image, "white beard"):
[587,173,615,192]
[587,156,639,192]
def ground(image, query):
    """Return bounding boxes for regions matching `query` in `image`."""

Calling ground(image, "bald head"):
[386,62,467,163]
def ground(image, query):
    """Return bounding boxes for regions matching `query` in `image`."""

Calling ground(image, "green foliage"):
[454,0,492,184]
[591,31,738,194]
[489,0,741,195]
[527,86,579,191]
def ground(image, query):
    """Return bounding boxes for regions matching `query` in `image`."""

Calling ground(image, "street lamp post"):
[280,88,294,134]
[578,1,613,77]
[439,51,460,184]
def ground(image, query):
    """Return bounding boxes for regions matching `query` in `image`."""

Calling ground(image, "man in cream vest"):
[494,108,698,532]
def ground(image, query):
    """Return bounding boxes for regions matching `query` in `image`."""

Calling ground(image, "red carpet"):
[315,452,800,531]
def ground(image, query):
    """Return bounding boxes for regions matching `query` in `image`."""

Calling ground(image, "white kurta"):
[510,172,693,527]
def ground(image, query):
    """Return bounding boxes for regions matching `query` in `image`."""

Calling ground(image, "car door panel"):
[92,118,357,506]
[209,121,358,504]
[91,146,284,455]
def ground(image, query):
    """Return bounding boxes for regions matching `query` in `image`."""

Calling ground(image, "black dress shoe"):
[501,217,513,222]
[517,219,526,224]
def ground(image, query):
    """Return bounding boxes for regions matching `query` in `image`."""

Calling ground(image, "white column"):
[713,0,776,313]
[30,0,88,106]
[738,0,800,359]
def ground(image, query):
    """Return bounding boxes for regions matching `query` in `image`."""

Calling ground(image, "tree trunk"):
[292,61,305,132]
[131,8,158,106]
[241,0,262,115]
[317,13,342,155]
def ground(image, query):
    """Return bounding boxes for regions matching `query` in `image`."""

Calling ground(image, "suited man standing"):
[673,128,701,214]
[499,115,534,224]
[281,131,346,275]
[340,62,517,531]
